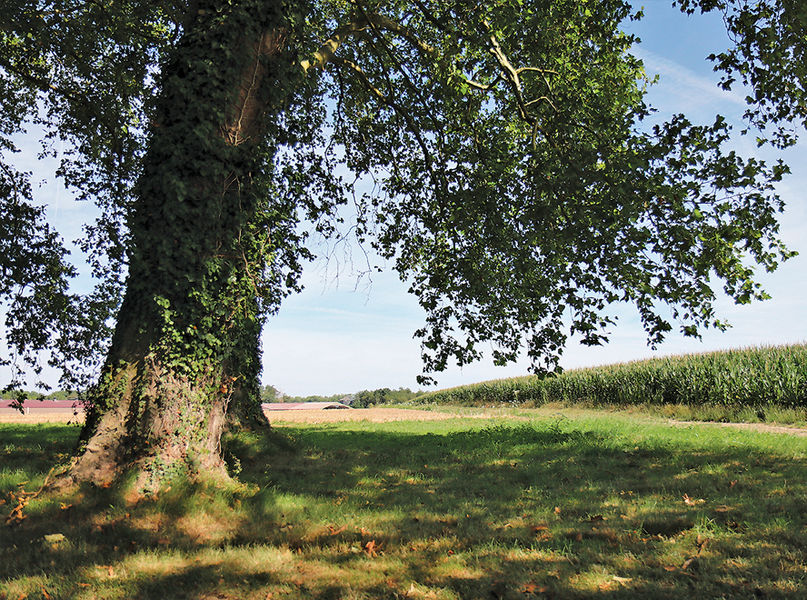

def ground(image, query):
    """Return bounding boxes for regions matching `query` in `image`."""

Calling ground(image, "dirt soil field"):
[0,407,497,425]
[0,411,83,424]
[264,407,497,423]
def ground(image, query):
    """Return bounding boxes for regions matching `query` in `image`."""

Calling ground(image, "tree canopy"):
[0,0,805,483]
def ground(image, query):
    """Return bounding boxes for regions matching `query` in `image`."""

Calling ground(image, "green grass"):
[411,344,807,423]
[1,414,807,599]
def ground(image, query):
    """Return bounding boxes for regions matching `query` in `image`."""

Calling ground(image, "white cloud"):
[634,47,748,118]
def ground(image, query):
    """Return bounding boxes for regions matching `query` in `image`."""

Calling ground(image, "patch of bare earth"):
[0,407,497,424]
[263,407,497,424]
[0,410,83,424]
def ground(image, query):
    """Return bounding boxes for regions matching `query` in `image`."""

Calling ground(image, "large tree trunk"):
[68,0,293,490]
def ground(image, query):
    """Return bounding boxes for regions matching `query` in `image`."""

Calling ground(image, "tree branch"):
[300,19,370,73]
[0,56,81,105]
[331,55,440,186]
[301,12,435,74]
[477,18,561,135]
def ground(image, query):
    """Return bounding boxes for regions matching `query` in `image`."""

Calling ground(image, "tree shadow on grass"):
[1,420,805,599]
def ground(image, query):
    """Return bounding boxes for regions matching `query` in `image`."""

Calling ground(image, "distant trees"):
[256,385,420,407]
[259,385,282,403]
[0,389,76,401]
[351,388,419,408]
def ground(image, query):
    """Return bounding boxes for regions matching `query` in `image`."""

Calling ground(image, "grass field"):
[1,409,806,599]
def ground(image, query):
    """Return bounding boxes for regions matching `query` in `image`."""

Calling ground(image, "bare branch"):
[300,19,371,73]
[525,96,558,112]
[301,12,433,74]
[330,55,387,102]
[0,56,81,105]
[517,67,558,76]
[463,75,502,91]
[478,19,558,128]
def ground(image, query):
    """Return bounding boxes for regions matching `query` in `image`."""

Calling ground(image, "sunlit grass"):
[1,413,806,599]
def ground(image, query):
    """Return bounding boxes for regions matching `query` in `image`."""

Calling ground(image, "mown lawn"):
[1,412,806,599]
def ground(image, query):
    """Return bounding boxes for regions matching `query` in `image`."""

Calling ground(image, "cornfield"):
[414,344,807,409]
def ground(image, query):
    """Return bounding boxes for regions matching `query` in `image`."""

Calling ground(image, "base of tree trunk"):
[62,360,235,494]
[225,385,272,432]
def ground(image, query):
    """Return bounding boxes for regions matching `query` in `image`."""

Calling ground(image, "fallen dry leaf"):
[522,582,548,594]
[553,506,562,515]
[612,576,632,583]
[41,589,51,600]
[327,524,347,536]
[683,494,705,506]
[364,540,380,557]
[682,557,699,571]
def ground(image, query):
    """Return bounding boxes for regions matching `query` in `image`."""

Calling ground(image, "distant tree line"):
[349,388,420,407]
[258,385,420,407]
[0,389,77,401]
[2,385,420,407]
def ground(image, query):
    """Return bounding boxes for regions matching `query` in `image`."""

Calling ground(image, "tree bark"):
[68,0,292,491]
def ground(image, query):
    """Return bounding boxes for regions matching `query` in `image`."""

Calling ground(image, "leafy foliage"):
[0,0,804,392]
[258,384,281,403]
[675,0,807,148]
[0,1,177,390]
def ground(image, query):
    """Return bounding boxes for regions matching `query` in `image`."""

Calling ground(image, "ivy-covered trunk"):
[68,1,292,489]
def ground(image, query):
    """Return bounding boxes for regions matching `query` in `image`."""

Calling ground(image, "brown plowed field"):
[0,407,496,425]
[263,407,497,423]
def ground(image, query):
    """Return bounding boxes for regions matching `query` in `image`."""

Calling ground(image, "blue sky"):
[4,1,806,395]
